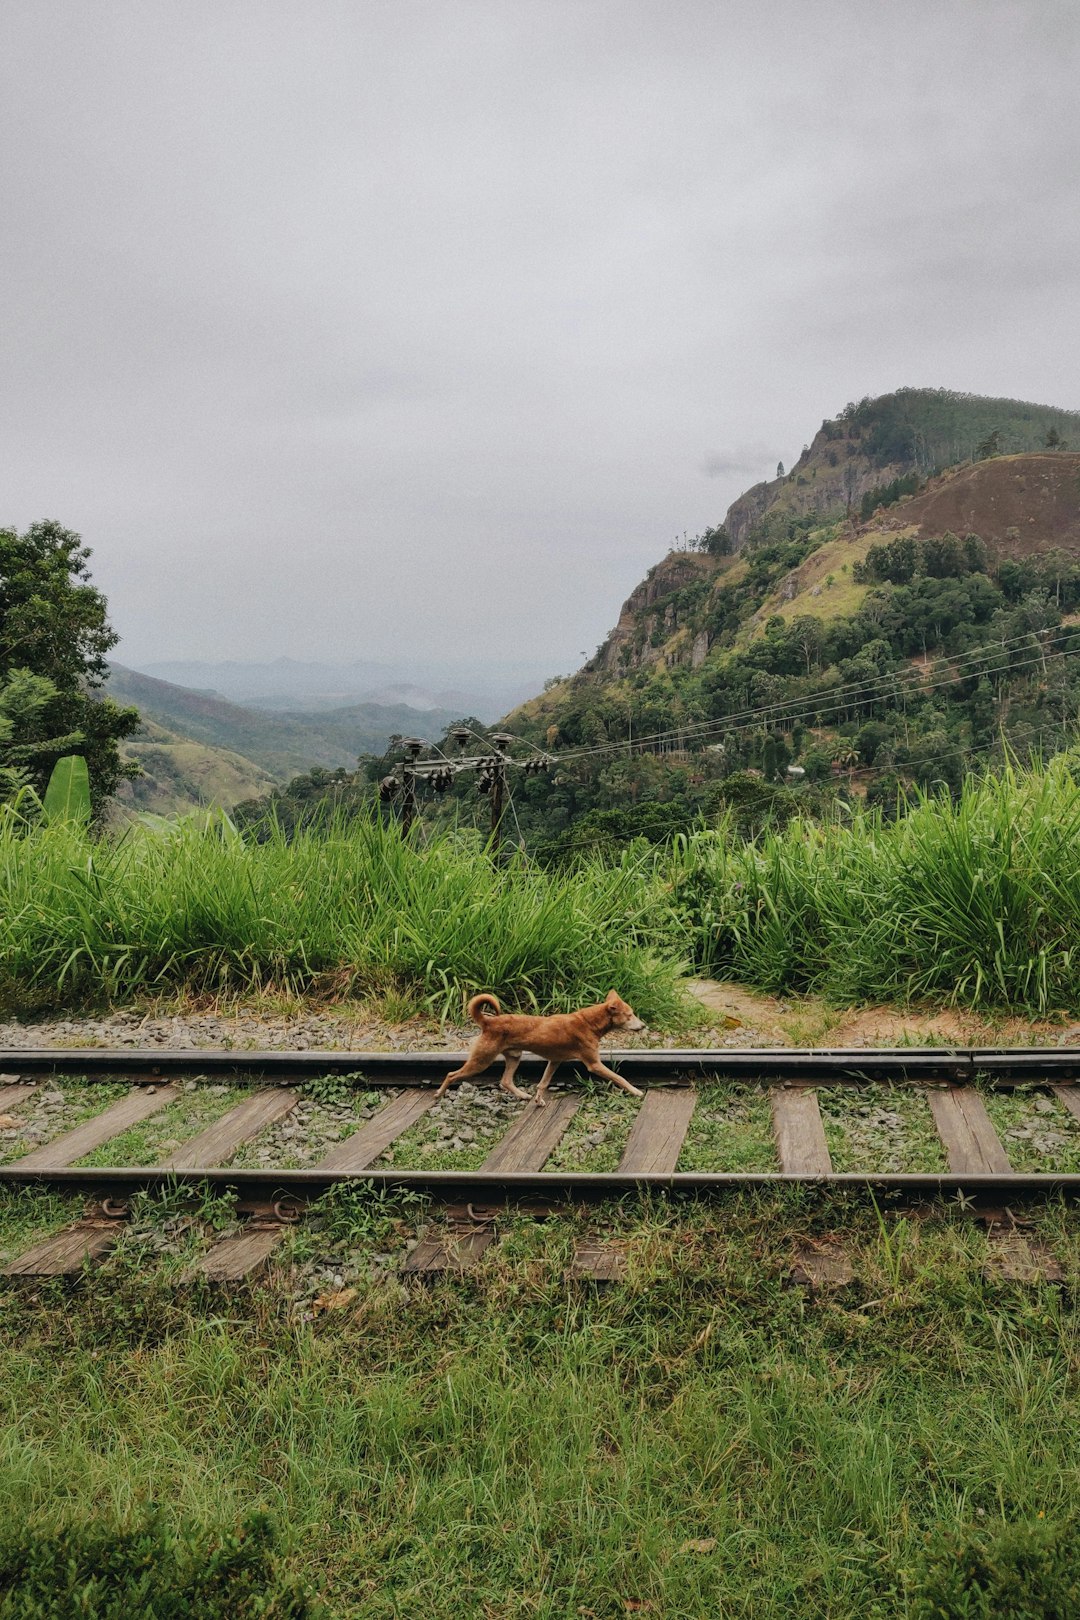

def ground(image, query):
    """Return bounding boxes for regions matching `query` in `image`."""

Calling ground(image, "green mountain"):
[501,388,1080,850]
[722,387,1080,548]
[106,664,464,784]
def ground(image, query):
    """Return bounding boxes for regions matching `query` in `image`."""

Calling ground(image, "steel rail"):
[4,1045,1080,1085]
[1,1165,1080,1207]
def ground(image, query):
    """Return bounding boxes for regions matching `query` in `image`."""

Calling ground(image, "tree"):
[0,669,83,800]
[975,427,1002,460]
[776,461,785,479]
[0,521,139,811]
[1045,426,1064,449]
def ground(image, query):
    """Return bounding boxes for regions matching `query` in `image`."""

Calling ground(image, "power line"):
[543,638,1080,771]
[554,625,1080,764]
[537,721,1078,859]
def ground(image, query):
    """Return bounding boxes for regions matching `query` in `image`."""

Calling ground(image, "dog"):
[435,991,646,1105]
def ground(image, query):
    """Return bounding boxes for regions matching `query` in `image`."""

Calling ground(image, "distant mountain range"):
[105,664,468,815]
[130,657,547,720]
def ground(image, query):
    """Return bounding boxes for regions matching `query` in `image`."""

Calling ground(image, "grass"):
[0,1191,1078,1617]
[672,756,1080,1014]
[818,1084,949,1174]
[982,1086,1080,1175]
[7,759,1080,1028]
[676,1082,776,1172]
[0,810,686,1026]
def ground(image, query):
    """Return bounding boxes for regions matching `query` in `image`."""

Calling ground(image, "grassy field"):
[1,1187,1078,1617]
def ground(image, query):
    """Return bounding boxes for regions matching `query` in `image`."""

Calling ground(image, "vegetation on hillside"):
[835,385,1079,471]
[106,664,463,783]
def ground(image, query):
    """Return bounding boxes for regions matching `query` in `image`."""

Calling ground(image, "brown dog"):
[435,991,646,1106]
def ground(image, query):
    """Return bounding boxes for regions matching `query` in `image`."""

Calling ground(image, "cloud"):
[0,1,1078,674]
[701,449,776,481]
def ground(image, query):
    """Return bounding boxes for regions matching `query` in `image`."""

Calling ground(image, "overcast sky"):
[3,1,1079,679]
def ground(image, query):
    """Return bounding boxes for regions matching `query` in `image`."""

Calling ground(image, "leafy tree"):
[0,521,139,809]
[0,669,83,800]
[975,427,1002,460]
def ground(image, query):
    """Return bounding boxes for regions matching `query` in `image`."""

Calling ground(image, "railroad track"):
[2,1045,1079,1284]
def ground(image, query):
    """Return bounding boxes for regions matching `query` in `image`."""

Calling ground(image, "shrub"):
[911,1516,1080,1619]
[0,1511,322,1619]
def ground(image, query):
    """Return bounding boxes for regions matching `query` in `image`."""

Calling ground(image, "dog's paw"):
[533,1093,547,1108]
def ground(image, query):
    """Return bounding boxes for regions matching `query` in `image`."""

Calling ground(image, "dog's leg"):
[499,1052,531,1101]
[588,1059,644,1099]
[436,1038,498,1098]
[532,1061,558,1107]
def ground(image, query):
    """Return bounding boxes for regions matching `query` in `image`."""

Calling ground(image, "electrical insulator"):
[378,775,400,801]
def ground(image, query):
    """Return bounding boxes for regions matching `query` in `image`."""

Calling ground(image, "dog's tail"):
[467,993,502,1024]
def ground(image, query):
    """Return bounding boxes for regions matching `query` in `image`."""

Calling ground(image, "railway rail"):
[2,1045,1080,1283]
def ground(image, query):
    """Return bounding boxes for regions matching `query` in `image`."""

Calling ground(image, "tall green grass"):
[672,757,1080,1012]
[6,760,1079,1020]
[0,812,683,1021]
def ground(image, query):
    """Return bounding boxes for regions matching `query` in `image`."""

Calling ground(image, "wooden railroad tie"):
[566,1088,697,1283]
[3,1217,127,1279]
[0,1080,37,1117]
[926,1086,1012,1175]
[771,1085,832,1176]
[402,1094,581,1277]
[159,1087,299,1169]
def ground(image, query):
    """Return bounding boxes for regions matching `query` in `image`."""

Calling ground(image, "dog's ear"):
[605,989,620,1005]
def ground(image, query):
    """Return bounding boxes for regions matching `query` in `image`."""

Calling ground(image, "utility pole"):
[486,733,513,859]
[399,737,423,835]
[380,729,551,855]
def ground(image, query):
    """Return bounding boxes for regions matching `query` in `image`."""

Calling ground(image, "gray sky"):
[3,1,1079,677]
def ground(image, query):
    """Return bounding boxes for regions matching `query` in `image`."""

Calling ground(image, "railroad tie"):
[770,1085,832,1176]
[566,1238,629,1284]
[1051,1084,1080,1125]
[564,1090,697,1284]
[0,1081,37,1115]
[926,1086,1012,1175]
[317,1088,438,1172]
[402,1094,581,1277]
[13,1084,182,1170]
[789,1235,855,1292]
[479,1093,580,1174]
[189,1220,292,1284]
[159,1088,299,1169]
[981,1211,1064,1283]
[616,1088,696,1174]
[2,1218,127,1279]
